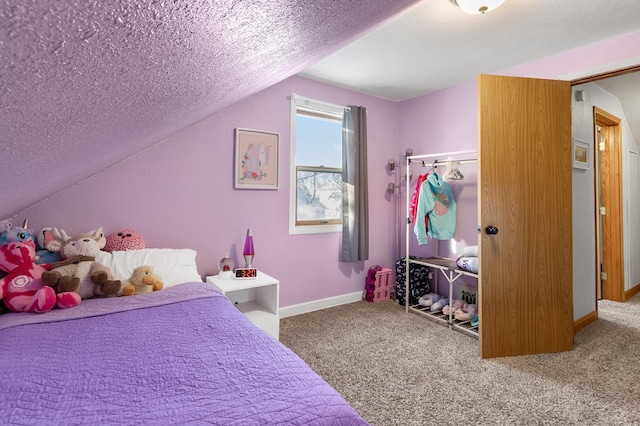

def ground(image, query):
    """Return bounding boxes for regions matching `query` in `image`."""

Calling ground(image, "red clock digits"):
[235,268,257,279]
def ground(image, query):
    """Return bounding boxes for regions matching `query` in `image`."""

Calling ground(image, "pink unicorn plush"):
[0,242,80,313]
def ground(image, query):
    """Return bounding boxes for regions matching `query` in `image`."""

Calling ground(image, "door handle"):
[485,226,499,235]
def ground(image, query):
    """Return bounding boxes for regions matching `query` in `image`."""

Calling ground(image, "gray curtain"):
[341,106,369,262]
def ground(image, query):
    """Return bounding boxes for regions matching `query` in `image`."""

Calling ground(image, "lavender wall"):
[19,76,401,308]
[398,80,478,254]
[396,29,640,317]
[18,30,640,312]
[397,81,480,297]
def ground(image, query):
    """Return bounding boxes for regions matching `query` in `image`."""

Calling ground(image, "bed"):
[0,249,368,425]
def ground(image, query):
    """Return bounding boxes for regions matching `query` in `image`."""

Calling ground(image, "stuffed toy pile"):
[0,222,159,311]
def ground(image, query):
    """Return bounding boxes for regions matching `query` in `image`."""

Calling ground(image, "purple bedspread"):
[0,282,368,425]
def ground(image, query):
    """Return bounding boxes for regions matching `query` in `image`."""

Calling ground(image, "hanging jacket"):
[409,173,429,229]
[414,173,456,244]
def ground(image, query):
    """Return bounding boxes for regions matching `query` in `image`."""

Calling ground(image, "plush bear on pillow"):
[0,242,80,312]
[42,227,121,299]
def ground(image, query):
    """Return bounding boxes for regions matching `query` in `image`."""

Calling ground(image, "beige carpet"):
[280,294,640,426]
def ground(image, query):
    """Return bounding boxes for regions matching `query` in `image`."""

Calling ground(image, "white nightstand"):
[206,271,280,340]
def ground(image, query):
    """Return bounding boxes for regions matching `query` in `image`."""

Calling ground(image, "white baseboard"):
[280,291,364,318]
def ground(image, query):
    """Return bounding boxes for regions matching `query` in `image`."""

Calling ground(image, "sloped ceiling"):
[0,0,420,221]
[4,0,640,223]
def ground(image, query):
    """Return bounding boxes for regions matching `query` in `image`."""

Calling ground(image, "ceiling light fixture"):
[451,0,506,14]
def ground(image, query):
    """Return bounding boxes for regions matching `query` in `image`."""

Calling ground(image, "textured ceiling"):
[0,0,420,220]
[4,0,640,222]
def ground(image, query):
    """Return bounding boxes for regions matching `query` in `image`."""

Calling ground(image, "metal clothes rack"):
[417,158,477,169]
[404,149,479,338]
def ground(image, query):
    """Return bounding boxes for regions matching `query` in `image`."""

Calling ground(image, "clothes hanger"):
[445,160,464,181]
[432,159,440,176]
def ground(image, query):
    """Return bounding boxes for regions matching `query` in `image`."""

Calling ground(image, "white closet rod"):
[407,149,477,161]
[415,158,477,168]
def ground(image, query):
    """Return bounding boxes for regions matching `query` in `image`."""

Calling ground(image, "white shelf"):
[206,271,280,340]
[238,301,274,321]
[406,258,478,338]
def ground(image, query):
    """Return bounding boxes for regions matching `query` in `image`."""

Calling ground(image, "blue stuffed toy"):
[0,220,62,264]
[35,227,63,264]
[0,220,37,248]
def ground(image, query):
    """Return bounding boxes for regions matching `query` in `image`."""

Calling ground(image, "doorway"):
[593,107,624,302]
[572,64,640,311]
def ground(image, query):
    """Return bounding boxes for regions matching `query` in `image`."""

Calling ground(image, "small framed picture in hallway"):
[573,138,589,170]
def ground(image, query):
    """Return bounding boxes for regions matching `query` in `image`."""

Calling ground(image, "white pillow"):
[96,248,202,287]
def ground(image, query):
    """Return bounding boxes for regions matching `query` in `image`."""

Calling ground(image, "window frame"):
[295,165,343,226]
[289,94,344,235]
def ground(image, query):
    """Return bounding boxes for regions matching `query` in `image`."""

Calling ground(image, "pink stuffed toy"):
[0,242,80,313]
[104,229,145,252]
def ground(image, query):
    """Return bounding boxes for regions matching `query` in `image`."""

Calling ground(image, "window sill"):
[288,223,341,235]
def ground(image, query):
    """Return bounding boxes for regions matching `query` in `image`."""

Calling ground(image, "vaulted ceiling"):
[0,0,420,220]
[2,0,640,221]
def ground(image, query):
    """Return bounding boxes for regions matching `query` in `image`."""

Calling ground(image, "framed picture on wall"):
[573,138,590,170]
[234,128,279,189]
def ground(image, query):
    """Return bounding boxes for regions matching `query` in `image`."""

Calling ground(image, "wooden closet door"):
[478,74,573,358]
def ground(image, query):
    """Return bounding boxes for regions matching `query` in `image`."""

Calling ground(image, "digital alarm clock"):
[235,268,257,279]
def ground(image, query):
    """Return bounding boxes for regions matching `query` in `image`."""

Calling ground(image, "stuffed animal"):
[0,221,62,265]
[0,242,80,312]
[41,227,121,299]
[35,227,63,264]
[0,220,37,249]
[104,229,145,252]
[121,265,164,296]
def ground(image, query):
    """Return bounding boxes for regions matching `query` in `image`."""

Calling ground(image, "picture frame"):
[234,128,279,189]
[573,138,590,170]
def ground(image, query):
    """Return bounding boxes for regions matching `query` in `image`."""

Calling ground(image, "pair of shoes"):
[442,299,466,315]
[454,304,478,321]
[418,293,440,307]
[470,314,479,327]
[430,297,449,312]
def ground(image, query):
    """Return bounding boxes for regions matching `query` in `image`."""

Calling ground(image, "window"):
[289,95,344,235]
